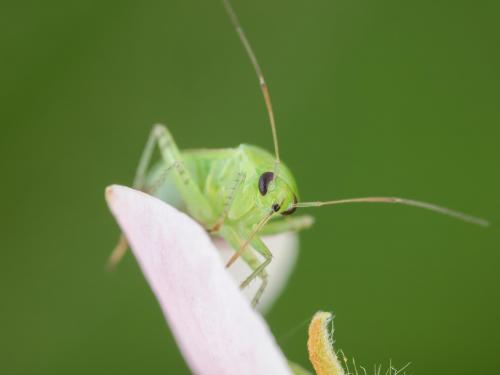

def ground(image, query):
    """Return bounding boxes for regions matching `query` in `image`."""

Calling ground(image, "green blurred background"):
[1,0,499,373]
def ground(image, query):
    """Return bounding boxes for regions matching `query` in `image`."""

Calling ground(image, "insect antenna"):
[293,197,489,227]
[221,0,281,167]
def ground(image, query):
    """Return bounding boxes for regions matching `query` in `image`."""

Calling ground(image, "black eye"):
[272,203,281,212]
[281,195,298,216]
[258,171,274,195]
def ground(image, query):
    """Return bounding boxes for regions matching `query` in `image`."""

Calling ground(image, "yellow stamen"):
[307,311,345,375]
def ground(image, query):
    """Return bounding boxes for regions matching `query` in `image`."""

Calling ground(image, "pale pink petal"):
[215,233,298,313]
[106,185,292,375]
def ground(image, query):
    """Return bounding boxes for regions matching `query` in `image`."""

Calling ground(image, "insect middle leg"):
[108,124,214,268]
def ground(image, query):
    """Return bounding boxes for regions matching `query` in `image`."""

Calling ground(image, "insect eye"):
[281,195,298,216]
[272,203,281,212]
[281,206,296,216]
[258,171,274,195]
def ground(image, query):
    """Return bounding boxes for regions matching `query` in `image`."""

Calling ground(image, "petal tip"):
[105,184,127,206]
[105,185,116,201]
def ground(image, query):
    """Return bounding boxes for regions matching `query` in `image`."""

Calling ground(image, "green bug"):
[108,0,488,307]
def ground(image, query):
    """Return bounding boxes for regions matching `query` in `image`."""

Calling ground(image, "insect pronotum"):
[108,0,489,307]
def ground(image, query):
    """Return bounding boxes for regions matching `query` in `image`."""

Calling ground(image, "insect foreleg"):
[240,235,272,308]
[220,225,271,308]
[259,215,315,236]
[240,246,269,308]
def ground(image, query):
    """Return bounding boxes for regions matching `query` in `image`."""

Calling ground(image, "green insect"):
[108,0,488,307]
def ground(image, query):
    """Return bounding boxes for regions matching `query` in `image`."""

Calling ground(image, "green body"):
[129,125,313,307]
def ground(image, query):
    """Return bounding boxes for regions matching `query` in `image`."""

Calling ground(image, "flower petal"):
[106,185,292,375]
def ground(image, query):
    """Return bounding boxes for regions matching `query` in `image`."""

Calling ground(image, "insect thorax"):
[147,144,299,226]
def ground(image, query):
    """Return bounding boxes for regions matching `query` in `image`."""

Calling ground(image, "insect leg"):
[108,125,166,269]
[240,247,269,308]
[151,124,215,223]
[208,171,246,233]
[259,215,315,236]
[219,225,270,308]
[132,124,163,189]
[241,235,272,308]
[108,124,214,269]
